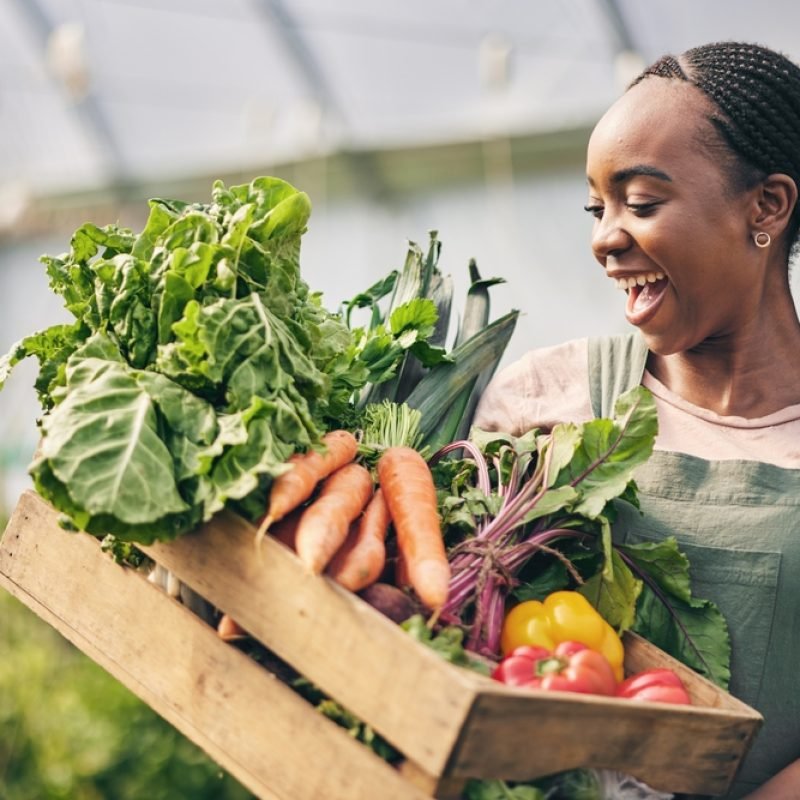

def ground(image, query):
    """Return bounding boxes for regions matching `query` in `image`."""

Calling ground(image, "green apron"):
[588,334,800,799]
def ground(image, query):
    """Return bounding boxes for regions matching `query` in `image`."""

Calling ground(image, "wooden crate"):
[0,491,762,799]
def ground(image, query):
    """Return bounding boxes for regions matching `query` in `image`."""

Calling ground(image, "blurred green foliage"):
[0,584,255,799]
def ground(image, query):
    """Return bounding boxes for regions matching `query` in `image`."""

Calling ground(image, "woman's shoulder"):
[473,337,594,435]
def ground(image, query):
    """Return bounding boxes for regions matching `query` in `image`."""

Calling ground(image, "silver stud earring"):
[753,231,771,248]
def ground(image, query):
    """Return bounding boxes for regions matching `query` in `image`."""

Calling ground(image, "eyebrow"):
[587,164,673,187]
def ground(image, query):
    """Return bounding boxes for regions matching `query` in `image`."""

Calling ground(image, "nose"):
[591,212,632,265]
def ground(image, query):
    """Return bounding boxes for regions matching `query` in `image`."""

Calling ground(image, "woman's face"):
[586,78,757,355]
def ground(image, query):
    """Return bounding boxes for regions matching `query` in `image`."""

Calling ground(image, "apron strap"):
[587,332,649,419]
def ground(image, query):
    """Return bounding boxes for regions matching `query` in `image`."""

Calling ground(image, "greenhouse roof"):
[4,0,800,204]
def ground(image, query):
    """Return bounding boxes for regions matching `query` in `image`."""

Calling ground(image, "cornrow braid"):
[638,54,688,81]
[632,41,800,252]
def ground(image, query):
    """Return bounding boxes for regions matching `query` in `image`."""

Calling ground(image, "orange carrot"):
[327,488,390,592]
[377,446,450,611]
[269,507,304,552]
[217,613,248,642]
[294,462,374,574]
[394,548,412,591]
[255,429,358,546]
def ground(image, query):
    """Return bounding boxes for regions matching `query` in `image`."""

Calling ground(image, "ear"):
[751,173,798,239]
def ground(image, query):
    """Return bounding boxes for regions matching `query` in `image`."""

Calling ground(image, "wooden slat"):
[0,491,430,800]
[447,682,758,795]
[398,760,467,800]
[143,509,478,777]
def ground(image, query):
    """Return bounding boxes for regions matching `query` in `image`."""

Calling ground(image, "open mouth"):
[614,272,669,325]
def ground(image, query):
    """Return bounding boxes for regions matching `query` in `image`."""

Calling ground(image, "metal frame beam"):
[11,0,127,182]
[252,0,391,202]
[596,0,639,54]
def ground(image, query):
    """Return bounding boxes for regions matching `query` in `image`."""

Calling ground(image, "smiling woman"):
[475,41,800,799]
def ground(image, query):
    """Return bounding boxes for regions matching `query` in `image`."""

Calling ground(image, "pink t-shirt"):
[474,337,800,469]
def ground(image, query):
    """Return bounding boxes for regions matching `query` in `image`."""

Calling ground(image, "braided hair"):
[632,41,800,253]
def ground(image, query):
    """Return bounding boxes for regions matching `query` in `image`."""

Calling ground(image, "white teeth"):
[613,272,666,290]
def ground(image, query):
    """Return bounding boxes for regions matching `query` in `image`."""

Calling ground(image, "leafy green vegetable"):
[620,537,732,688]
[289,677,402,763]
[347,231,519,448]
[401,614,491,675]
[432,391,731,682]
[100,536,149,569]
[3,174,520,549]
[360,400,423,456]
[464,779,546,800]
[5,177,475,542]
[436,387,661,655]
[579,548,642,632]
[549,386,658,519]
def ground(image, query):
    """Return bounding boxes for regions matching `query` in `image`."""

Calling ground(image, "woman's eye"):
[626,201,659,216]
[583,204,604,219]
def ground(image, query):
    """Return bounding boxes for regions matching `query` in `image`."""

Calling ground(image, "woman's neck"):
[647,302,800,418]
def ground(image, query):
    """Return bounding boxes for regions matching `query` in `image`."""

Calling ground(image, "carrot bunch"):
[256,430,450,612]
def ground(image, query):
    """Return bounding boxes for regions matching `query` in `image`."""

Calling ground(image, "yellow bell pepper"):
[500,590,624,682]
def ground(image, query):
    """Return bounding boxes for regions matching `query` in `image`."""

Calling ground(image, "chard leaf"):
[513,559,571,602]
[157,294,328,414]
[105,254,157,368]
[541,424,582,488]
[251,191,311,241]
[34,356,190,528]
[553,386,657,518]
[161,211,219,250]
[201,394,305,516]
[132,199,178,260]
[620,538,732,688]
[32,456,201,543]
[0,322,89,403]
[579,548,642,632]
[134,370,218,482]
[519,485,578,525]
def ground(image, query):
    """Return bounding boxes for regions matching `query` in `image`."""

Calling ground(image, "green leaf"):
[579,547,642,631]
[513,558,572,601]
[132,199,178,260]
[0,322,89,404]
[389,297,438,339]
[408,339,450,367]
[200,394,306,517]
[464,780,545,800]
[249,190,311,242]
[34,356,190,529]
[157,293,329,414]
[519,485,579,525]
[552,386,658,518]
[621,538,732,688]
[343,271,399,328]
[401,615,490,676]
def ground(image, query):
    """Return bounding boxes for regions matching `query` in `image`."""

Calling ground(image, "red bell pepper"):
[491,640,617,696]
[615,668,692,705]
